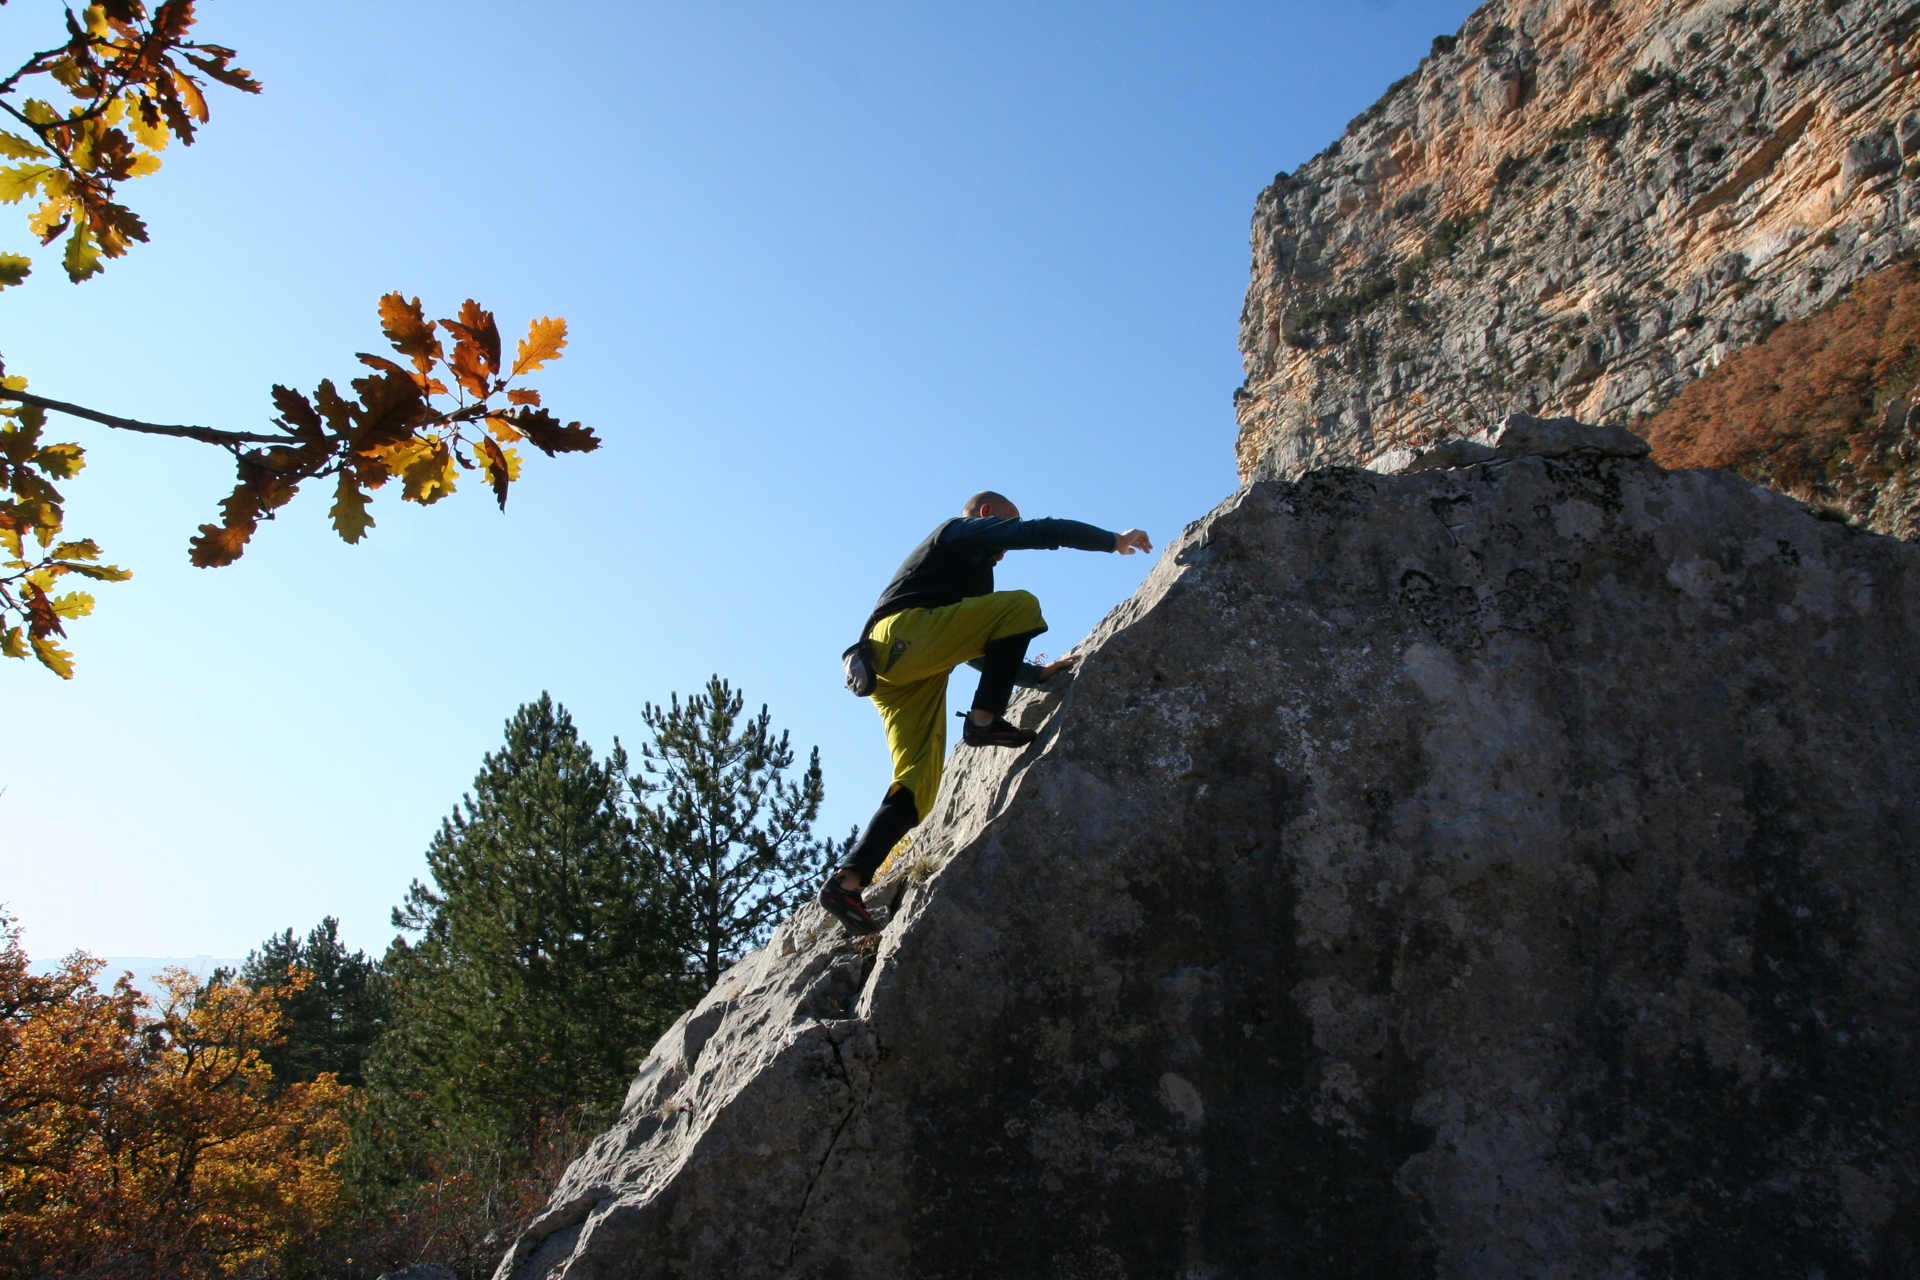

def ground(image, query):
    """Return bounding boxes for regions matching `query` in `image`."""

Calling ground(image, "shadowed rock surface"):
[497,423,1920,1279]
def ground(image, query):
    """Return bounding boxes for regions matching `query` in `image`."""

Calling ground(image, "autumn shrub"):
[0,916,350,1279]
[1643,260,1920,514]
[307,1113,601,1280]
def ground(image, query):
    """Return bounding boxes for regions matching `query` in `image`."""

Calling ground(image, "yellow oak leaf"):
[126,96,170,151]
[484,414,524,443]
[400,442,456,504]
[33,442,85,479]
[50,591,94,620]
[172,69,209,123]
[58,561,131,582]
[0,626,24,659]
[30,633,74,678]
[375,438,431,473]
[0,132,48,160]
[0,164,53,203]
[511,316,567,375]
[329,471,374,543]
[0,253,30,289]
[28,199,69,241]
[62,224,102,282]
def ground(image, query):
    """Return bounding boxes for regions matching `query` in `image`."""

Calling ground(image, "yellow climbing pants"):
[868,589,1046,813]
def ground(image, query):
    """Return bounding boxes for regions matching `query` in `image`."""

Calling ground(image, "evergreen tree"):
[631,676,846,990]
[236,916,385,1087]
[366,694,682,1151]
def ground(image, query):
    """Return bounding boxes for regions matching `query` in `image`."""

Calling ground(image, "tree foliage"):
[0,2,600,678]
[234,915,385,1090]
[0,674,846,1276]
[366,695,683,1159]
[632,675,845,990]
[0,914,350,1278]
[1644,260,1920,521]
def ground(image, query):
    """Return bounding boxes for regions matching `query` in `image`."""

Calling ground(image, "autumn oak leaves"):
[0,0,258,289]
[189,296,597,570]
[0,420,125,677]
[0,1,601,677]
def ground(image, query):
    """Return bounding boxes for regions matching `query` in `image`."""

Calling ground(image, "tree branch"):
[0,388,293,447]
[0,48,70,101]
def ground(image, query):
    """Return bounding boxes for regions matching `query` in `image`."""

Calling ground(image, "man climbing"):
[820,490,1152,934]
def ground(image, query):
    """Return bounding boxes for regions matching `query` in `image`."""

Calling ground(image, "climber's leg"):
[819,592,1050,932]
[819,784,922,934]
[870,591,1048,689]
[968,628,1042,716]
[960,627,1045,747]
[841,784,921,885]
[818,668,946,933]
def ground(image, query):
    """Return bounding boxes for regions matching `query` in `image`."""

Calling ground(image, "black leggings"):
[841,785,920,884]
[970,627,1042,715]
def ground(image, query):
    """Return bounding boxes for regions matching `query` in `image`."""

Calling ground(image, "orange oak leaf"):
[511,316,567,376]
[377,292,442,372]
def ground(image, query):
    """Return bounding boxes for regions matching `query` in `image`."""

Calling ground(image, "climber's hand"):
[1115,529,1152,555]
[1040,655,1077,680]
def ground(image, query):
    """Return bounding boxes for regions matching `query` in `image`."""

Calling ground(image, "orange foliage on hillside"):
[0,916,349,1278]
[1643,262,1920,517]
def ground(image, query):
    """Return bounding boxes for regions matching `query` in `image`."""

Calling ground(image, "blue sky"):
[2,0,1478,963]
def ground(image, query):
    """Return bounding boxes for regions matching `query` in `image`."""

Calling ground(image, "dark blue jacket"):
[866,516,1117,630]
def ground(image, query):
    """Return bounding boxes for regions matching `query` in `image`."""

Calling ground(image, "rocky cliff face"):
[495,420,1920,1279]
[1234,0,1920,533]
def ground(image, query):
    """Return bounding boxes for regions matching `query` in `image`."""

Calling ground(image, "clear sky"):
[2,0,1479,964]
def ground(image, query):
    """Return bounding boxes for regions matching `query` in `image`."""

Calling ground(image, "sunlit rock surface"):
[1234,0,1920,534]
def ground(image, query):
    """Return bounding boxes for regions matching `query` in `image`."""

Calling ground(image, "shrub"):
[1642,262,1920,509]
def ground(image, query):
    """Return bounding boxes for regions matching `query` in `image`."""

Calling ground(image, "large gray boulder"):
[499,426,1920,1279]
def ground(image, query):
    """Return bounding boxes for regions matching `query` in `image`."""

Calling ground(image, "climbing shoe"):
[819,877,880,935]
[959,711,1037,748]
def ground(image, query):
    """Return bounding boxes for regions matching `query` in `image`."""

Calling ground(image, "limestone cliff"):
[495,421,1920,1279]
[1234,0,1920,534]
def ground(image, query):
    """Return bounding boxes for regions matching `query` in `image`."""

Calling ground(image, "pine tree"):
[235,917,385,1088]
[366,694,682,1151]
[632,676,846,991]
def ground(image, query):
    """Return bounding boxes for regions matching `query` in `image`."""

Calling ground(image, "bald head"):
[964,490,1019,519]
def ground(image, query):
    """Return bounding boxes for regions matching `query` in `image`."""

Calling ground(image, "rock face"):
[1233,0,1920,514]
[498,422,1920,1279]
